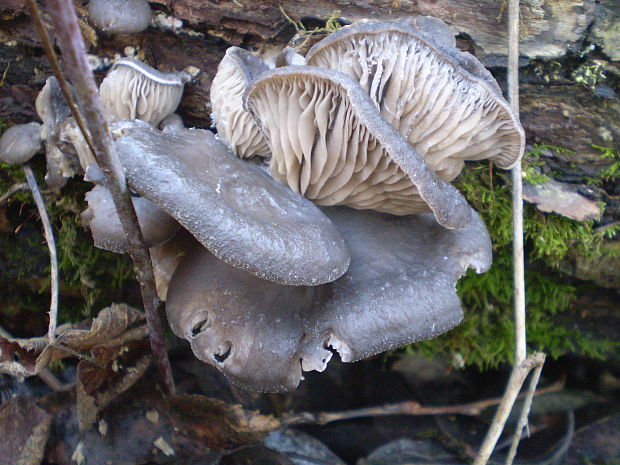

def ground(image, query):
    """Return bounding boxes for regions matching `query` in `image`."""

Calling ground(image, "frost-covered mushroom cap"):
[100,58,190,127]
[0,123,42,164]
[245,66,472,226]
[210,47,270,159]
[81,184,180,253]
[88,0,151,34]
[166,207,492,392]
[113,121,350,285]
[305,19,525,181]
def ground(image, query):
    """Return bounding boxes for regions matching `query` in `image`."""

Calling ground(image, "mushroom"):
[81,184,180,253]
[304,19,524,181]
[210,47,270,159]
[245,66,472,226]
[111,120,350,285]
[165,206,492,392]
[159,113,185,132]
[35,76,79,187]
[99,58,191,127]
[0,123,42,164]
[88,0,152,35]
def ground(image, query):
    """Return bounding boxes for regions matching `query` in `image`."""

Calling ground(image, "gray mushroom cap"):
[100,58,190,127]
[81,184,180,253]
[112,121,350,285]
[88,0,151,34]
[35,77,78,187]
[0,123,42,164]
[245,65,472,226]
[305,19,525,181]
[210,47,270,159]
[166,207,492,392]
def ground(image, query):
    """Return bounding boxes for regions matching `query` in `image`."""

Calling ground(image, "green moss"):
[586,145,620,186]
[413,162,618,369]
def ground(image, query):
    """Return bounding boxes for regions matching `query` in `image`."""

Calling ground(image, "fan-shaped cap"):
[88,0,151,34]
[112,121,350,285]
[81,184,179,253]
[245,66,472,226]
[210,47,270,159]
[166,207,492,392]
[58,119,97,172]
[35,77,78,188]
[36,77,71,134]
[0,123,42,164]
[305,19,524,181]
[100,58,190,127]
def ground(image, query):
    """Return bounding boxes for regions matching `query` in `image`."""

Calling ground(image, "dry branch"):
[32,0,175,395]
[282,378,561,426]
[22,164,59,344]
[473,1,546,463]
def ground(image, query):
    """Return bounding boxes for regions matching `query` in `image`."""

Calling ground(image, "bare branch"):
[34,0,175,394]
[282,375,559,426]
[505,362,544,465]
[474,0,546,462]
[22,164,59,344]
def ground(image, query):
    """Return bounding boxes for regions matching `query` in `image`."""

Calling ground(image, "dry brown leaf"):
[0,396,52,465]
[0,303,146,377]
[76,339,152,431]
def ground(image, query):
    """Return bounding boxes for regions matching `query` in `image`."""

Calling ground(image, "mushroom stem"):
[23,164,59,344]
[40,0,175,395]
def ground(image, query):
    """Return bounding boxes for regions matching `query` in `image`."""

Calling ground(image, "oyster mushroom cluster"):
[1,16,525,392]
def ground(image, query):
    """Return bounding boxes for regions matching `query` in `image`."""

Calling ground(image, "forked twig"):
[505,362,544,464]
[22,164,59,343]
[32,0,175,394]
[473,1,546,463]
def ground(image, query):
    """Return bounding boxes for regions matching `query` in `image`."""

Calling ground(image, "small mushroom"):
[81,184,180,253]
[88,0,152,35]
[210,47,270,159]
[0,123,42,164]
[245,66,472,226]
[35,77,80,187]
[58,118,97,172]
[165,206,492,392]
[112,120,350,285]
[159,113,185,133]
[99,58,190,127]
[305,19,524,181]
[149,230,189,301]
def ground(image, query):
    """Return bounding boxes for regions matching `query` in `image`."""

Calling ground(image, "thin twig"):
[282,377,561,426]
[22,164,59,343]
[0,182,29,206]
[508,2,526,370]
[35,0,175,394]
[473,0,546,462]
[505,362,544,465]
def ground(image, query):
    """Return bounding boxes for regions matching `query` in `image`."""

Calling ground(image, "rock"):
[590,1,620,61]
[523,180,602,221]
[561,239,620,289]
